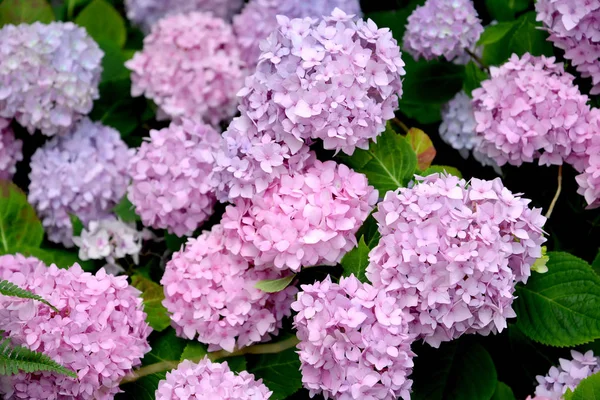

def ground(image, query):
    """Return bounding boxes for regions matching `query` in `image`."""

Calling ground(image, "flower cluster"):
[367,174,546,347]
[28,118,132,247]
[0,118,22,180]
[293,275,415,400]
[126,12,246,126]
[73,217,147,275]
[534,350,600,399]
[402,0,483,62]
[156,358,272,400]
[575,111,600,208]
[535,0,600,94]
[439,91,499,171]
[233,0,362,70]
[221,160,377,272]
[0,255,151,400]
[128,120,220,236]
[161,224,297,352]
[472,53,595,169]
[125,0,244,32]
[0,22,103,136]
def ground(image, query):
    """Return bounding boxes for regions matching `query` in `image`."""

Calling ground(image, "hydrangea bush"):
[2,1,600,399]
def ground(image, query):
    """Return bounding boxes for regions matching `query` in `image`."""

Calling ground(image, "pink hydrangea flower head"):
[161,224,297,352]
[367,174,547,347]
[0,118,22,180]
[222,160,378,272]
[128,119,220,236]
[535,350,600,400]
[156,358,272,400]
[210,114,317,201]
[472,53,596,168]
[28,118,132,247]
[292,275,415,400]
[0,22,103,136]
[238,9,405,155]
[126,12,246,126]
[575,110,600,208]
[233,0,362,70]
[0,256,152,400]
[125,0,244,32]
[535,0,600,94]
[402,0,484,62]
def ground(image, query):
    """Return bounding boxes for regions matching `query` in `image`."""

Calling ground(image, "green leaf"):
[491,382,517,400]
[113,195,141,222]
[514,251,600,347]
[365,0,425,43]
[248,348,302,400]
[593,249,600,276]
[74,0,126,48]
[399,100,443,124]
[0,279,57,312]
[0,0,54,26]
[421,165,463,178]
[485,0,530,22]
[225,356,247,373]
[97,41,130,84]
[0,181,44,253]
[407,128,436,171]
[255,274,296,293]
[563,372,600,400]
[338,124,417,192]
[180,342,207,362]
[412,341,498,400]
[478,22,517,45]
[164,232,187,252]
[355,213,381,249]
[463,61,489,96]
[70,214,84,237]
[0,337,76,378]
[340,236,370,283]
[131,274,171,332]
[14,246,95,271]
[402,57,465,104]
[508,12,554,58]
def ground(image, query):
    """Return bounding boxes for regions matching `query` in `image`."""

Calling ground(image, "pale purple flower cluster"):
[161,224,297,352]
[125,0,244,32]
[536,0,600,94]
[0,255,151,400]
[534,350,600,400]
[472,54,595,169]
[0,118,22,180]
[292,275,415,400]
[402,0,483,62]
[367,174,546,347]
[233,0,362,70]
[28,118,132,247]
[126,12,246,126]
[221,160,378,272]
[128,120,220,236]
[156,358,272,400]
[0,22,103,136]
[575,110,600,208]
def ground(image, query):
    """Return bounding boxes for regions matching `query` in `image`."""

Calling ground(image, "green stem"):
[466,48,489,72]
[67,0,76,20]
[392,118,409,134]
[545,165,563,220]
[120,335,300,385]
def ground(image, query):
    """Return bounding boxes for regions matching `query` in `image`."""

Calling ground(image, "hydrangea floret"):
[534,350,600,400]
[0,118,22,180]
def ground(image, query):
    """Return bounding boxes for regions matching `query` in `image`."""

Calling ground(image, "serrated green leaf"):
[113,195,141,223]
[132,274,171,332]
[563,372,600,400]
[421,165,463,178]
[514,251,600,347]
[463,61,489,96]
[412,340,497,400]
[180,342,207,362]
[248,348,302,400]
[338,124,417,192]
[593,249,600,276]
[255,274,296,293]
[0,0,54,26]
[0,181,44,253]
[70,214,84,237]
[491,382,516,400]
[75,0,126,48]
[340,236,369,283]
[478,22,517,45]
[407,128,436,171]
[508,12,554,58]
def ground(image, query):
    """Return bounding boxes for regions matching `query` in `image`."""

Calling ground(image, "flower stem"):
[466,48,489,72]
[392,118,409,134]
[120,335,300,385]
[545,165,563,220]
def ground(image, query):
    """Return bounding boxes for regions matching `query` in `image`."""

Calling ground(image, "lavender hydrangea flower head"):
[575,111,600,208]
[128,119,221,237]
[536,0,600,94]
[402,0,484,62]
[126,12,246,126]
[0,256,152,399]
[156,358,272,400]
[161,224,297,352]
[28,119,132,247]
[233,0,362,70]
[534,350,600,399]
[222,160,378,272]
[367,174,547,347]
[472,53,595,169]
[0,22,103,136]
[0,119,22,180]
[125,0,244,32]
[239,9,405,155]
[292,275,415,400]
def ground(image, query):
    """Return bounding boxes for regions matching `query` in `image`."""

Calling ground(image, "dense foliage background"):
[1,0,600,399]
